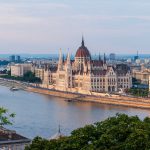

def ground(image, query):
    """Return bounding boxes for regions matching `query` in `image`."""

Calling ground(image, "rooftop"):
[0,127,31,145]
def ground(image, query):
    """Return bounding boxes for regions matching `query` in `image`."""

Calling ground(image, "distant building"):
[15,55,21,63]
[9,55,21,63]
[127,58,132,63]
[9,55,15,62]
[11,64,32,77]
[0,127,30,150]
[34,68,44,81]
[109,53,116,60]
[135,59,141,64]
[144,59,150,64]
[132,66,150,85]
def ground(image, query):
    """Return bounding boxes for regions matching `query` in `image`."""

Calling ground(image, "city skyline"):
[0,0,150,54]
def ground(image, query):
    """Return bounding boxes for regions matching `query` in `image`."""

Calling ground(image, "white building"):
[11,64,32,77]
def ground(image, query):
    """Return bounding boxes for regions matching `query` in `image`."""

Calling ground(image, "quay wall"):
[1,78,150,109]
[27,87,150,109]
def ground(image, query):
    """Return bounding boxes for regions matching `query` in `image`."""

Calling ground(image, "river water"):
[0,85,150,139]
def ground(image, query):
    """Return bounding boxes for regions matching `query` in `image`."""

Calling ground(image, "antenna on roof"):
[58,125,61,134]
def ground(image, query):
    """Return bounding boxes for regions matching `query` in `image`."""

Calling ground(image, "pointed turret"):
[59,49,62,63]
[66,52,71,71]
[58,49,63,71]
[67,52,71,64]
[62,54,65,63]
[66,51,72,88]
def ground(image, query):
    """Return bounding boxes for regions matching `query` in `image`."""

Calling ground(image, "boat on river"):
[65,99,75,102]
[10,86,19,91]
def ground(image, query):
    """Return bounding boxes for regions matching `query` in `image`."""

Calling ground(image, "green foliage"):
[23,71,41,83]
[0,107,15,126]
[132,77,140,85]
[127,88,149,97]
[26,114,150,150]
[0,71,41,83]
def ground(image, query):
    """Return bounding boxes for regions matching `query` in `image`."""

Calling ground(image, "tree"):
[0,71,41,83]
[26,114,150,150]
[0,107,15,126]
[23,71,41,83]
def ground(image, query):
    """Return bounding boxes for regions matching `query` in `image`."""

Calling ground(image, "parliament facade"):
[36,38,132,94]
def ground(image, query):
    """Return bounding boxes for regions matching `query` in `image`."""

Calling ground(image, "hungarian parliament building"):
[11,37,132,94]
[35,38,132,94]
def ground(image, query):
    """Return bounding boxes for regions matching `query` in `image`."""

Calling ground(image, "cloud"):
[0,0,150,54]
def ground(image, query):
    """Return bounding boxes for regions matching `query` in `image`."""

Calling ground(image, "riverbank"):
[1,78,150,109]
[26,86,150,109]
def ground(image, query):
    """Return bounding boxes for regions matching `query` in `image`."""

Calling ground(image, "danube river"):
[0,85,150,139]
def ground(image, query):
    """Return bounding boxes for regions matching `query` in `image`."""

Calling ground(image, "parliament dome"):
[75,37,91,58]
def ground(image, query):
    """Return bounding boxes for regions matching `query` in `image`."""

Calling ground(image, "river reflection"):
[0,85,150,139]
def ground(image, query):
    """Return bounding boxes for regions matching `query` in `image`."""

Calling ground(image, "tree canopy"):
[23,71,41,83]
[0,107,15,126]
[126,88,149,97]
[0,71,41,83]
[26,114,150,150]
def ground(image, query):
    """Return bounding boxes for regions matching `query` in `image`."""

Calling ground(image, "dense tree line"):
[26,114,150,150]
[126,88,149,97]
[0,71,41,83]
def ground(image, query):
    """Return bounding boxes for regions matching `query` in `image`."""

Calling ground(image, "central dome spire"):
[75,36,91,59]
[81,35,84,46]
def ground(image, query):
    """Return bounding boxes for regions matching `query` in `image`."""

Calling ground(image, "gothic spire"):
[59,48,62,63]
[58,48,63,70]
[62,54,64,63]
[67,52,70,63]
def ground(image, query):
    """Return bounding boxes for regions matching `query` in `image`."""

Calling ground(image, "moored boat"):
[10,87,19,91]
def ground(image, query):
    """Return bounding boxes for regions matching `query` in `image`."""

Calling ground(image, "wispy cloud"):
[0,0,150,54]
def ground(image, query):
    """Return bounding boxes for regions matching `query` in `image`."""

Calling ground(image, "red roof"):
[75,38,91,58]
[75,46,91,58]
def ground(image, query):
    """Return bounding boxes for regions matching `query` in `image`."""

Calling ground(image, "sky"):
[0,0,150,54]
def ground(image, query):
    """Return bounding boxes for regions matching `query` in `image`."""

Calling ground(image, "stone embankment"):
[27,86,150,109]
[0,78,150,109]
[0,78,28,90]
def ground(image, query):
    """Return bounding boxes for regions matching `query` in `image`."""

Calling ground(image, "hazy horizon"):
[0,0,150,54]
